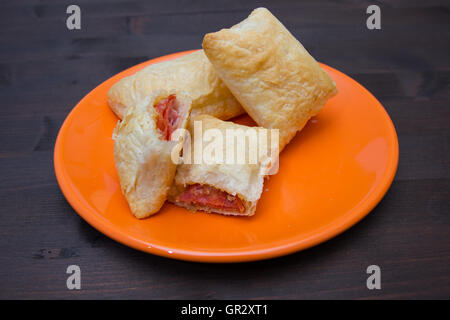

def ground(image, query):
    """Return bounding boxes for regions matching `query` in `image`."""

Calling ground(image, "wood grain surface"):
[0,0,449,299]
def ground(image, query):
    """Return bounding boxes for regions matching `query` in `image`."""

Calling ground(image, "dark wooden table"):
[0,0,449,300]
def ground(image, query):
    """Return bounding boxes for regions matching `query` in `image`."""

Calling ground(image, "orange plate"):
[54,50,399,263]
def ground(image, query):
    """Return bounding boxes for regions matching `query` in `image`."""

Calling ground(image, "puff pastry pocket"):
[107,50,244,122]
[168,115,277,217]
[202,7,338,151]
[113,90,192,218]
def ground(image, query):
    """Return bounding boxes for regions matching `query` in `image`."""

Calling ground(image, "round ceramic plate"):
[54,50,398,263]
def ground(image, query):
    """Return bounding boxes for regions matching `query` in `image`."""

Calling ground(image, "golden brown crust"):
[107,50,244,121]
[169,199,253,217]
[202,7,337,151]
[113,90,192,218]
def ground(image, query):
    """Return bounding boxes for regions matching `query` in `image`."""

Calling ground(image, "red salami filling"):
[177,184,245,213]
[154,94,182,140]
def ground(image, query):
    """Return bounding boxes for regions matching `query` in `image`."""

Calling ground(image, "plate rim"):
[54,50,399,263]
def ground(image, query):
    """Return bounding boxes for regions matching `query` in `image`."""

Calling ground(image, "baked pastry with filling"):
[169,115,277,216]
[108,50,244,121]
[202,7,337,151]
[113,90,192,218]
